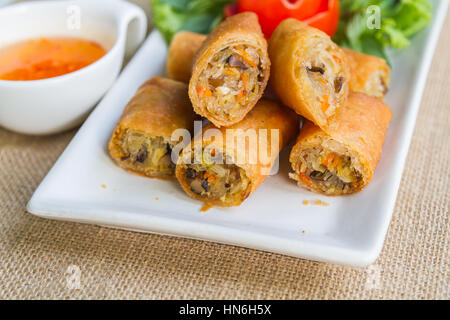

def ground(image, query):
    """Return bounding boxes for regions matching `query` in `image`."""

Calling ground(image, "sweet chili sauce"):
[0,37,106,81]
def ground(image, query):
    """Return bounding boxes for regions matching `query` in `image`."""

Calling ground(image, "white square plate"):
[27,1,448,267]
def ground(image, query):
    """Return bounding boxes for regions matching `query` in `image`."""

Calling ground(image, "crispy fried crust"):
[188,12,270,127]
[176,99,299,207]
[109,77,195,178]
[289,92,393,195]
[342,48,391,99]
[166,31,207,83]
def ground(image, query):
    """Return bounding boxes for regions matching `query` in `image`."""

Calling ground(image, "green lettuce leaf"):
[334,0,432,63]
[152,0,234,43]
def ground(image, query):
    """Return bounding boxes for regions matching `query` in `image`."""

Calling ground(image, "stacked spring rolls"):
[109,12,394,208]
[165,30,391,100]
[267,19,393,196]
[109,13,297,208]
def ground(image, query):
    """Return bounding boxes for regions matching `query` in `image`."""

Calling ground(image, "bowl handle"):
[118,0,148,60]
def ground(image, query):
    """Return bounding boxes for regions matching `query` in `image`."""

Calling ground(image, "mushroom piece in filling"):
[183,162,250,203]
[196,45,264,120]
[296,147,363,194]
[120,130,174,176]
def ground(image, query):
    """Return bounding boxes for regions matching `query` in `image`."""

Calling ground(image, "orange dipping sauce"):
[0,37,106,81]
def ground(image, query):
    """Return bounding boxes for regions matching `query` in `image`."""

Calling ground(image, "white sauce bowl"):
[0,0,147,135]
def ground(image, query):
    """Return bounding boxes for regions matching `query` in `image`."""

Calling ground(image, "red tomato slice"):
[280,0,323,19]
[303,0,340,36]
[226,0,340,38]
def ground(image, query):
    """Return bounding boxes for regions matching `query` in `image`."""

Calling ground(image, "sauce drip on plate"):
[0,37,106,81]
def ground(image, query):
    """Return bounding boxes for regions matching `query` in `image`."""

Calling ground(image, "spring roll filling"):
[119,129,174,176]
[197,45,264,120]
[293,145,363,194]
[299,41,346,117]
[364,71,389,98]
[183,158,250,203]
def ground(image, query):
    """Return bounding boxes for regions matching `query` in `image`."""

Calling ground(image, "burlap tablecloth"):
[1,15,449,301]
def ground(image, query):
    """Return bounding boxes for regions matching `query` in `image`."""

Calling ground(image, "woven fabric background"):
[0,15,449,301]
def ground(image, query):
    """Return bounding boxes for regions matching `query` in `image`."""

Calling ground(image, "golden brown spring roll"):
[342,48,391,99]
[167,31,391,102]
[289,92,393,195]
[269,19,349,130]
[188,12,270,127]
[109,77,195,179]
[166,31,207,83]
[176,99,299,207]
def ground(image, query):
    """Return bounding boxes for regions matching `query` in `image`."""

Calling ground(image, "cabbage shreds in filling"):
[184,162,250,202]
[196,45,264,120]
[303,42,346,118]
[296,147,362,194]
[120,130,174,176]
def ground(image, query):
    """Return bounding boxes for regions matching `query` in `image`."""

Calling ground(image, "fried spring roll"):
[188,12,270,127]
[166,31,207,83]
[269,19,349,129]
[167,31,391,102]
[109,77,195,179]
[342,48,391,99]
[289,92,393,195]
[176,99,299,207]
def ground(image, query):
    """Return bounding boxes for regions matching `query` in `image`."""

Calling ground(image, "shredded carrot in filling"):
[317,78,328,86]
[322,153,343,171]
[329,158,338,170]
[321,95,330,112]
[204,87,212,97]
[204,172,220,187]
[322,153,334,166]
[332,54,342,64]
[224,69,237,76]
[299,173,311,186]
[204,172,215,181]
[241,74,247,92]
[197,86,212,98]
[235,46,257,68]
[329,156,341,170]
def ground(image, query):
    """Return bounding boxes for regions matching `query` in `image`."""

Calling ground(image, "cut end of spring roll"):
[343,48,391,99]
[289,122,367,195]
[176,99,299,207]
[269,18,349,129]
[177,161,252,207]
[289,92,393,195]
[188,12,270,127]
[109,77,195,179]
[166,31,207,83]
